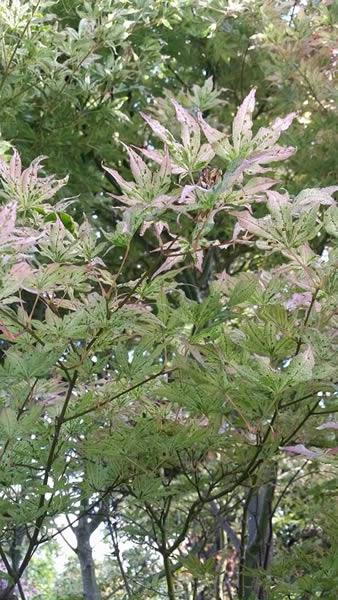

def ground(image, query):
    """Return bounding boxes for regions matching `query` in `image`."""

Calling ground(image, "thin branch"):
[106,514,132,598]
[293,63,328,114]
[282,400,321,446]
[271,460,308,518]
[167,63,189,89]
[295,289,319,355]
[0,544,26,600]
[63,367,173,423]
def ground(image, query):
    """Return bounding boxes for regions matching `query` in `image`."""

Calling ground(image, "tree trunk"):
[239,464,277,600]
[76,514,101,600]
[9,526,25,573]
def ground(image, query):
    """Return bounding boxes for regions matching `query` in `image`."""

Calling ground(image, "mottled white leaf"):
[171,100,200,151]
[140,112,174,144]
[285,346,315,384]
[195,143,215,164]
[232,88,256,151]
[254,113,296,151]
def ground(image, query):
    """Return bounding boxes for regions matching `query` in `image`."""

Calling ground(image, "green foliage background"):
[0,1,336,600]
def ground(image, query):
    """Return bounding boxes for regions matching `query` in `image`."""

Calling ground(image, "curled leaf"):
[282,444,320,459]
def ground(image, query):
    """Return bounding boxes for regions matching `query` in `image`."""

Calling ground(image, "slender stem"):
[163,551,176,600]
[107,515,132,598]
[271,461,308,518]
[294,289,319,355]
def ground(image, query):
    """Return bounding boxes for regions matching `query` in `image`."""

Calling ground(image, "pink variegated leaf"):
[39,175,69,200]
[232,88,256,152]
[316,421,338,431]
[139,147,185,174]
[10,261,34,280]
[231,210,274,240]
[0,202,16,244]
[107,193,138,207]
[282,444,321,459]
[102,165,136,195]
[159,145,171,178]
[122,144,150,184]
[0,208,38,248]
[9,149,22,179]
[140,221,152,236]
[242,177,277,197]
[140,112,174,145]
[171,100,198,133]
[171,99,200,152]
[266,190,289,205]
[266,190,290,217]
[272,112,297,133]
[152,253,183,278]
[197,112,232,160]
[254,113,296,151]
[21,156,48,191]
[197,112,224,144]
[295,187,338,209]
[284,292,313,311]
[249,145,296,165]
[0,322,21,341]
[140,220,169,239]
[154,221,170,240]
[0,158,9,179]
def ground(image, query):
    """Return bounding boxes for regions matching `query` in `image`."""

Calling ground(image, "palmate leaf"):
[181,555,214,578]
[228,273,258,307]
[198,89,295,169]
[283,347,315,386]
[0,149,68,211]
[4,349,61,380]
[0,407,17,438]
